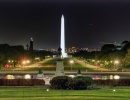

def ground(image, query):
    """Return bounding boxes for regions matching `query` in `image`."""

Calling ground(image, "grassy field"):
[0,87,130,100]
[26,58,93,71]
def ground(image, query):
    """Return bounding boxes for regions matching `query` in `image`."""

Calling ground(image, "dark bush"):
[33,79,45,86]
[50,76,73,89]
[94,79,130,86]
[12,79,19,86]
[38,79,45,85]
[6,79,20,86]
[118,79,130,86]
[0,79,3,86]
[73,76,93,90]
[0,79,45,86]
[19,79,24,86]
[2,79,7,86]
[73,78,87,90]
[22,79,33,86]
[94,79,115,86]
[6,79,14,86]
[109,80,119,86]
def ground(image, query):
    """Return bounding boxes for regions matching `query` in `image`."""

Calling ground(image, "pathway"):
[14,58,52,70]
[74,58,108,71]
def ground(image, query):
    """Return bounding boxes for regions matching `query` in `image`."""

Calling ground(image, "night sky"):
[0,0,130,50]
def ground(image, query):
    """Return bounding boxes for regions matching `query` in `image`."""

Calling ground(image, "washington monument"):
[60,14,67,58]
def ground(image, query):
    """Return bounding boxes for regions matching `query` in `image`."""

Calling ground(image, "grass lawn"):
[26,58,93,71]
[0,87,130,100]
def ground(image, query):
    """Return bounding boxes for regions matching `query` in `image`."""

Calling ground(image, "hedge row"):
[50,76,93,90]
[0,79,45,86]
[73,76,93,90]
[94,79,130,86]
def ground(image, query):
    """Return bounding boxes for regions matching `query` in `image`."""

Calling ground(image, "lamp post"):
[114,60,119,70]
[22,61,26,70]
[70,60,74,71]
[22,60,30,70]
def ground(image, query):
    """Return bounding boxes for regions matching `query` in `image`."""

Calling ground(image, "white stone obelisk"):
[55,15,66,76]
[61,14,65,56]
[60,14,67,58]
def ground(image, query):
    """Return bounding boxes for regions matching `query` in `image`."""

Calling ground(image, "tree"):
[108,51,125,61]
[121,42,130,52]
[0,52,6,69]
[122,48,130,68]
[101,44,116,52]
[121,40,129,47]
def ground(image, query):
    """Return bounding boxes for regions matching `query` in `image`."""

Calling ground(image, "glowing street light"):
[114,75,120,79]
[70,60,74,71]
[22,61,26,65]
[26,60,30,63]
[114,60,119,64]
[114,60,119,70]
[22,60,30,65]
[22,60,30,70]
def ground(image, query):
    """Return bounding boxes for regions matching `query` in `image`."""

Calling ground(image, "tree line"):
[73,40,130,70]
[0,44,52,69]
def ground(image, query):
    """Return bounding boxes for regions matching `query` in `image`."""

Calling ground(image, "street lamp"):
[8,60,16,70]
[22,60,30,70]
[26,60,30,63]
[22,61,26,70]
[70,60,74,71]
[114,60,119,70]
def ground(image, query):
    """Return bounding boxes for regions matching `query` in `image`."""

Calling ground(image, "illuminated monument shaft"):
[60,14,68,58]
[61,15,65,55]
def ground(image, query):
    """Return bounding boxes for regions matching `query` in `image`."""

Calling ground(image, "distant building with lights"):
[38,46,100,54]
[87,48,100,52]
[66,47,79,53]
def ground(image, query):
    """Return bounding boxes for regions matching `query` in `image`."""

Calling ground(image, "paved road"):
[14,58,52,70]
[74,58,108,71]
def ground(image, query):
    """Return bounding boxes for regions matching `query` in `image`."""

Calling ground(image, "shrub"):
[2,79,7,86]
[0,79,3,86]
[50,76,73,89]
[73,78,87,90]
[73,76,93,90]
[33,79,45,86]
[94,79,130,86]
[6,79,14,86]
[118,79,130,86]
[0,79,45,86]
[12,79,19,86]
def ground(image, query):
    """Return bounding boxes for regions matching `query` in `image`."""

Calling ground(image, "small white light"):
[46,89,49,92]
[113,89,116,92]
[69,75,75,78]
[114,75,120,79]
[110,75,113,79]
[24,74,31,79]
